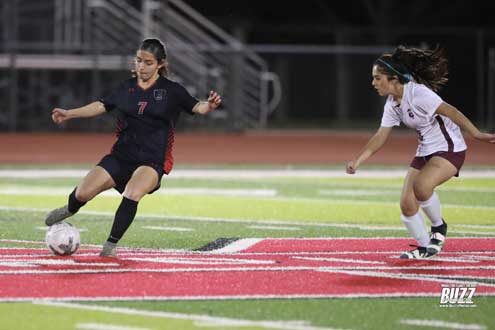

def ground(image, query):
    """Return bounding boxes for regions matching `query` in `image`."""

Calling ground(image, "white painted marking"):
[209,238,263,253]
[0,186,276,198]
[293,256,386,264]
[122,257,276,265]
[319,189,396,196]
[399,319,486,330]
[1,291,494,303]
[3,245,495,259]
[456,224,495,229]
[0,259,119,268]
[76,323,152,330]
[142,226,193,232]
[320,269,495,288]
[37,301,348,330]
[2,265,495,279]
[157,188,277,197]
[2,205,494,236]
[247,225,300,231]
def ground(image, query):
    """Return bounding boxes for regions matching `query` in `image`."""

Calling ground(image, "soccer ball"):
[45,222,80,256]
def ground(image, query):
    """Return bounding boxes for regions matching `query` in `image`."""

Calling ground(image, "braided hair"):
[375,45,449,92]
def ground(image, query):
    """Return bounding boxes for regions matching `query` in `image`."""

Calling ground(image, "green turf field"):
[0,166,493,330]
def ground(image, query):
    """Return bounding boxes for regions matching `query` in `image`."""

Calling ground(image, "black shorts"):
[97,154,164,194]
[410,150,466,177]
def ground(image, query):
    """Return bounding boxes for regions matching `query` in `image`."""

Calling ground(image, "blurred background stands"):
[1,0,495,133]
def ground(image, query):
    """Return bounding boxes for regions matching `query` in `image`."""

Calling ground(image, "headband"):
[376,58,413,83]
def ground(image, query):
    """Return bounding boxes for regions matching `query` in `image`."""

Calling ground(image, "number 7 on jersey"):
[137,101,148,115]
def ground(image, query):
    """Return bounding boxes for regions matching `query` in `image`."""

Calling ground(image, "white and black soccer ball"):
[45,222,80,256]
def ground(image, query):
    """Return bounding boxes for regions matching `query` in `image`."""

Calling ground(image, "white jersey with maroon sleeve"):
[380,81,467,157]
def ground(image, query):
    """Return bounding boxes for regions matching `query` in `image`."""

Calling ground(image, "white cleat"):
[426,232,446,256]
[400,246,430,259]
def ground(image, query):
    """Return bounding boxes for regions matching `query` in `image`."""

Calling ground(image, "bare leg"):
[45,166,115,226]
[75,166,117,202]
[414,156,457,255]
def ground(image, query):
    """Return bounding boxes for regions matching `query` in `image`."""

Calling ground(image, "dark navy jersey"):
[100,76,198,174]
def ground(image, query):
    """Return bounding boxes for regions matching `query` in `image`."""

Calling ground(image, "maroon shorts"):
[410,150,466,177]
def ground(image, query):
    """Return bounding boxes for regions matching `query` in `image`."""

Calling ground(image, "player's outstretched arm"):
[346,126,393,174]
[192,91,222,115]
[51,101,106,124]
[436,102,495,143]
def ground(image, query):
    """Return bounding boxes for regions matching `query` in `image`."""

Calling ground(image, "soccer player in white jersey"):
[346,45,495,259]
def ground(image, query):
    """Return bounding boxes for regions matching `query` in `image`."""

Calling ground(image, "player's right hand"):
[51,108,69,124]
[346,161,357,174]
[474,132,495,144]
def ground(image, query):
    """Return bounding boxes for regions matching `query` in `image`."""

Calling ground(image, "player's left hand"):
[207,91,222,111]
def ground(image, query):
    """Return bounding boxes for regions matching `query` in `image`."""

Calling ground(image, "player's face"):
[135,50,163,81]
[371,65,395,96]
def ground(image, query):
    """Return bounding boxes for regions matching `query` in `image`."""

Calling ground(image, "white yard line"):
[0,187,277,198]
[76,324,152,330]
[1,205,494,236]
[319,189,397,196]
[319,270,495,288]
[35,301,348,330]
[142,226,194,232]
[455,224,495,229]
[0,259,119,267]
[3,292,494,303]
[2,265,495,276]
[247,225,301,231]
[399,319,486,330]
[293,256,386,264]
[2,244,494,257]
[1,185,495,210]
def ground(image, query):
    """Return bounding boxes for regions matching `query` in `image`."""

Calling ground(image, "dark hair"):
[375,45,449,92]
[139,38,169,76]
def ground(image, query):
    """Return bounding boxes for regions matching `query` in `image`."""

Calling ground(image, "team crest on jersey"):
[153,89,167,101]
[406,108,415,118]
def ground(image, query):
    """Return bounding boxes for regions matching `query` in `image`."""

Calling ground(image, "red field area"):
[1,238,494,301]
[0,132,494,165]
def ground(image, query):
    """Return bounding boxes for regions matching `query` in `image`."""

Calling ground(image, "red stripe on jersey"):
[163,128,175,174]
[436,116,454,152]
[110,119,126,153]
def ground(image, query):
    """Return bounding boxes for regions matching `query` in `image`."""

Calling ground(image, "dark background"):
[2,0,495,131]
[182,0,495,129]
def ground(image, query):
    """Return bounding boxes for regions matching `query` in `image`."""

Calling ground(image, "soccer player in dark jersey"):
[44,38,222,256]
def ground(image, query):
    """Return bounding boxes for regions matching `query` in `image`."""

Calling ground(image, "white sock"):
[401,212,429,247]
[419,192,443,227]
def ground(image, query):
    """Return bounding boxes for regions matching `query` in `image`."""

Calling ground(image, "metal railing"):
[1,0,281,131]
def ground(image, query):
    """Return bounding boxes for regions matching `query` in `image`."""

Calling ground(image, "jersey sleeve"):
[100,82,126,112]
[175,83,199,115]
[380,100,401,127]
[412,84,443,116]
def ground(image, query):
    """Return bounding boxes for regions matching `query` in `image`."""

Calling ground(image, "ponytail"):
[375,45,449,92]
[138,38,169,76]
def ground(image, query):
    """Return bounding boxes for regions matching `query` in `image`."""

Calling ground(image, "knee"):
[122,189,144,202]
[413,181,433,202]
[75,188,93,202]
[400,199,418,216]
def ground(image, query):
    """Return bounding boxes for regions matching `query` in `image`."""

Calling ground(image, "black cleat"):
[427,220,448,256]
[400,246,430,259]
